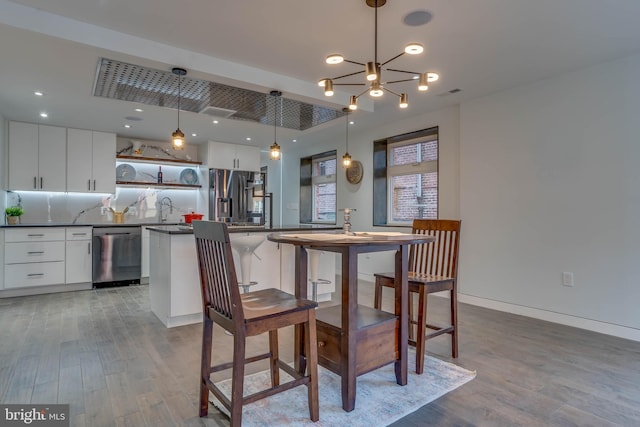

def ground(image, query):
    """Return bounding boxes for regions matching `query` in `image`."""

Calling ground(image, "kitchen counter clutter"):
[147,224,340,327]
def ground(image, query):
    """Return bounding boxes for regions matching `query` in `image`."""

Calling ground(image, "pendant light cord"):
[345,111,349,151]
[177,73,181,128]
[374,0,378,68]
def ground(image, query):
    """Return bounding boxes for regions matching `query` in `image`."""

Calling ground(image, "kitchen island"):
[147,224,340,328]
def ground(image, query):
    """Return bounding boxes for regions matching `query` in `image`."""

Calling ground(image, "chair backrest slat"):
[194,221,243,323]
[410,219,461,279]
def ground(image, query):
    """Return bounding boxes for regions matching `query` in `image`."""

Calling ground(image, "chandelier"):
[319,0,439,110]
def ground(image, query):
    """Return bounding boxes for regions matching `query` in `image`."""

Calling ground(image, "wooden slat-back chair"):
[374,219,461,374]
[193,221,319,426]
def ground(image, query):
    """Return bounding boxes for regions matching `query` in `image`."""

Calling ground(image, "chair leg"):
[269,330,280,386]
[305,310,319,422]
[199,318,213,417]
[451,283,459,358]
[408,291,415,342]
[373,277,383,310]
[415,287,428,374]
[229,334,246,427]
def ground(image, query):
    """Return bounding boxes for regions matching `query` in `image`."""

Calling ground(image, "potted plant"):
[5,206,24,225]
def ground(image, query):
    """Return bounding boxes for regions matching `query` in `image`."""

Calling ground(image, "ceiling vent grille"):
[93,58,345,131]
[198,106,237,118]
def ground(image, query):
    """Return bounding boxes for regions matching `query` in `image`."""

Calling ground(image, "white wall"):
[459,52,640,336]
[0,116,6,217]
[280,105,460,278]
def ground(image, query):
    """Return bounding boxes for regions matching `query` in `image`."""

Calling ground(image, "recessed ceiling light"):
[349,121,355,125]
[34,91,44,96]
[212,120,219,124]
[292,139,297,143]
[403,10,433,27]
[134,108,143,112]
[39,112,48,118]
[246,137,251,141]
[191,133,197,136]
[123,124,131,128]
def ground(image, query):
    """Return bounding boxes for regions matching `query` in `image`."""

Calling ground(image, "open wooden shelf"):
[116,155,202,166]
[116,181,202,189]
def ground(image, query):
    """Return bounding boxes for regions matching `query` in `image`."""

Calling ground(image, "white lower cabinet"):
[65,227,93,284]
[2,226,93,293]
[141,226,150,283]
[4,262,65,288]
[4,228,66,289]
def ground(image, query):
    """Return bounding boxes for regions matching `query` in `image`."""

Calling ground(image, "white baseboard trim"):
[0,282,92,298]
[458,293,640,343]
[155,312,202,329]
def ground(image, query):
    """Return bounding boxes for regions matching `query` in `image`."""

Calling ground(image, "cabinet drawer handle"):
[27,273,44,277]
[27,251,45,255]
[40,177,43,189]
[93,180,96,191]
[72,233,87,236]
[33,176,37,189]
[88,242,91,254]
[88,179,91,191]
[27,234,45,237]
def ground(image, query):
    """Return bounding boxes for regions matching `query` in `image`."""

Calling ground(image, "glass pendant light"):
[342,108,352,168]
[171,67,187,149]
[270,90,282,160]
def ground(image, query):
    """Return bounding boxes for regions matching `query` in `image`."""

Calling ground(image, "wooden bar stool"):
[374,219,461,374]
[193,221,320,426]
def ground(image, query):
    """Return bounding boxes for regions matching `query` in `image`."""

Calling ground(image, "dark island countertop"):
[0,222,181,229]
[147,224,342,235]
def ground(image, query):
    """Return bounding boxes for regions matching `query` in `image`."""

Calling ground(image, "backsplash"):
[4,187,206,225]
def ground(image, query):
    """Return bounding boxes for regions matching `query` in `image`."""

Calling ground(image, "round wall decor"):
[346,160,363,184]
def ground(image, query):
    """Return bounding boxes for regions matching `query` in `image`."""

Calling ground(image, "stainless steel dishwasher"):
[92,226,142,286]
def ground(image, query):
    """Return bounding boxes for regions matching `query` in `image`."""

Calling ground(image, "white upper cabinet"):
[67,128,116,193]
[8,122,67,191]
[208,141,260,171]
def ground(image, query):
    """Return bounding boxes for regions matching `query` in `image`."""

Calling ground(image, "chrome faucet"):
[159,196,174,222]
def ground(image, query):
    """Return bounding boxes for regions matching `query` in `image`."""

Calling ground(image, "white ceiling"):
[1,0,640,150]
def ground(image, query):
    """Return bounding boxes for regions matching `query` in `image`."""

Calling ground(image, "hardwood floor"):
[1,283,639,426]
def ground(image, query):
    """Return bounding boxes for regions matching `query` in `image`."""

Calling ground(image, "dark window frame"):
[373,126,439,226]
[300,150,337,224]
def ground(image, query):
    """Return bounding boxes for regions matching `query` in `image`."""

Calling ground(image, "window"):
[300,151,337,223]
[373,127,438,226]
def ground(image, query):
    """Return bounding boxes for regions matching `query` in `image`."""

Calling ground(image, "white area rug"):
[211,349,476,427]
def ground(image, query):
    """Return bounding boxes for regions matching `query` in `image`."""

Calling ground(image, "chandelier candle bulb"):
[399,93,408,108]
[324,79,334,96]
[404,43,424,54]
[366,62,378,81]
[349,96,358,110]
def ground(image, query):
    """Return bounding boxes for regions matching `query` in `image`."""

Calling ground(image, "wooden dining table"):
[267,231,435,412]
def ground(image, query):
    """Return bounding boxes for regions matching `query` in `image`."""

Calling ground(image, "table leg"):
[394,244,408,386]
[294,246,308,374]
[341,246,358,411]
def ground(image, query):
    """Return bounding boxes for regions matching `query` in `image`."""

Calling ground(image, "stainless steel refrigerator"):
[209,168,266,225]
